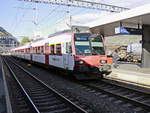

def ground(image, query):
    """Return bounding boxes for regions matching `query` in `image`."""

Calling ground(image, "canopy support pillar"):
[142,25,150,68]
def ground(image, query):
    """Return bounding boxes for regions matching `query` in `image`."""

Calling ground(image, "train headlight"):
[75,60,85,65]
[100,60,107,64]
[79,60,84,64]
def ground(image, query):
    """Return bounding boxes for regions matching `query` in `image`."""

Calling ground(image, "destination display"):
[115,26,142,35]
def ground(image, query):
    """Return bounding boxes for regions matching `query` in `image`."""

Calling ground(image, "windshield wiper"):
[92,48,100,55]
[76,48,86,55]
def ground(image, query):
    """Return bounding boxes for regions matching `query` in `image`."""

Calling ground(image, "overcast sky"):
[1,0,150,38]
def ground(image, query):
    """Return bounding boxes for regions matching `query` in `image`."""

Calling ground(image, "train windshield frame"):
[74,33,105,56]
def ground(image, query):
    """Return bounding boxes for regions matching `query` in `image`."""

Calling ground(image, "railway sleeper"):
[33,98,60,103]
[38,103,67,112]
[36,101,62,107]
[31,95,55,100]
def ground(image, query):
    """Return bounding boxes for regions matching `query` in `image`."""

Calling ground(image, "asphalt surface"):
[0,58,6,113]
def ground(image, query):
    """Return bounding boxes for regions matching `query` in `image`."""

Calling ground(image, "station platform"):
[0,57,6,113]
[107,63,150,87]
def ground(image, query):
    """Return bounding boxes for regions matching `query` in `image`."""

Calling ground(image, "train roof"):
[12,26,91,50]
[12,43,32,51]
[48,25,90,37]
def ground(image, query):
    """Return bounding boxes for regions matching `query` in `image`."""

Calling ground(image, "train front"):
[73,33,112,79]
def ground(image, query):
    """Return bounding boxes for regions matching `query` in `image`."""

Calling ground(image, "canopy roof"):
[86,4,150,36]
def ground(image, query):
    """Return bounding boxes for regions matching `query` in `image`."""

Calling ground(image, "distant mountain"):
[0,26,12,37]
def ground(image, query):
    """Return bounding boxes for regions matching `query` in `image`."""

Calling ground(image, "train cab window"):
[74,33,105,55]
[90,35,105,55]
[66,42,72,54]
[56,44,61,55]
[50,45,55,55]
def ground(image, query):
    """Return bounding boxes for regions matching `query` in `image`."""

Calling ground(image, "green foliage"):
[21,37,32,45]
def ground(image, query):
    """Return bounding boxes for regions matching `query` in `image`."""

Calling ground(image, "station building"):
[0,36,19,53]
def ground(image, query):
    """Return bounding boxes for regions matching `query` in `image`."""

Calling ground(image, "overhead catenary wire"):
[37,5,60,26]
[10,2,25,33]
[12,3,33,34]
[49,7,89,27]
[42,6,89,34]
[14,0,125,37]
[39,5,68,28]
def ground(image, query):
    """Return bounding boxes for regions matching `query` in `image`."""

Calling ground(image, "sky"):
[1,0,150,40]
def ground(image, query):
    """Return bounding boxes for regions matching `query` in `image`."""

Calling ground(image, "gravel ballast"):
[10,57,142,113]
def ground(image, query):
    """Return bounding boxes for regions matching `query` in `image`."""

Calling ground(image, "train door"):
[63,43,68,70]
[63,42,74,70]
[44,43,49,65]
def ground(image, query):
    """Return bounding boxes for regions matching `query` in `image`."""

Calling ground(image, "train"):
[11,27,112,80]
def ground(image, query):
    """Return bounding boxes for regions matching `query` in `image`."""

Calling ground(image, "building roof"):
[86,4,150,36]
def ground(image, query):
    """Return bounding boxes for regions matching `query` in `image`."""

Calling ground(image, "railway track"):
[80,80,150,112]
[6,56,150,112]
[3,57,92,113]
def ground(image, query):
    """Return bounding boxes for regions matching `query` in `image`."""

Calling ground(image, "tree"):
[21,37,32,45]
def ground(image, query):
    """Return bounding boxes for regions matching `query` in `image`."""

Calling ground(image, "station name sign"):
[115,26,142,35]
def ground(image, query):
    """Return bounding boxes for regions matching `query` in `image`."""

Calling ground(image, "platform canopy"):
[86,4,150,68]
[86,4,150,36]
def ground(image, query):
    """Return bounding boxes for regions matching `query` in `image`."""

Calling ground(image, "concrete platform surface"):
[0,59,6,113]
[107,63,150,86]
[117,62,150,74]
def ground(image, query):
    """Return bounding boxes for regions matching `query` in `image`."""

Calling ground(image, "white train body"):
[11,32,112,79]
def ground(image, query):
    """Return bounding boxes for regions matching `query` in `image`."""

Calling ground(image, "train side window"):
[27,48,30,54]
[35,47,38,54]
[50,45,54,55]
[56,44,61,55]
[41,46,44,54]
[66,42,72,54]
[38,47,41,54]
[44,43,49,54]
[32,48,34,54]
[34,48,36,54]
[28,49,30,54]
[26,49,28,54]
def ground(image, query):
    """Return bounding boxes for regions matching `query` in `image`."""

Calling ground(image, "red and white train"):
[11,30,112,79]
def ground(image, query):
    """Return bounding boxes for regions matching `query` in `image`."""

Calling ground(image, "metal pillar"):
[142,25,150,68]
